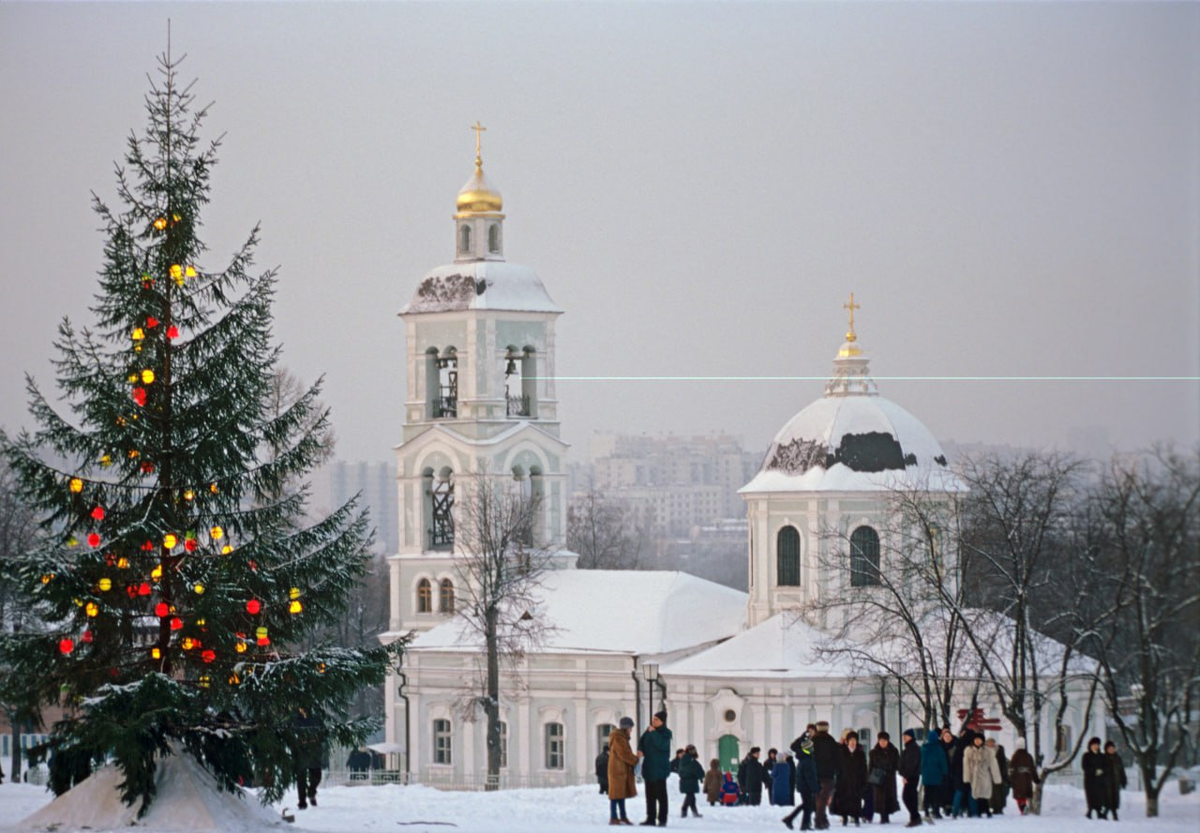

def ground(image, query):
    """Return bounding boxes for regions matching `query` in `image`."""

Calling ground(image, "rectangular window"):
[500,721,508,769]
[433,718,452,765]
[597,723,616,756]
[545,722,565,770]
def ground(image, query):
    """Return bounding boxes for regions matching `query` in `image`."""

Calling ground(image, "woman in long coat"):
[988,739,1009,813]
[607,721,639,824]
[703,758,723,806]
[834,733,867,824]
[1081,737,1109,819]
[1103,741,1127,820]
[1007,737,1039,815]
[867,732,901,824]
[962,733,1002,818]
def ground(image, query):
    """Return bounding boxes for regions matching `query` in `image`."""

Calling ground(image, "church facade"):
[381,136,1102,787]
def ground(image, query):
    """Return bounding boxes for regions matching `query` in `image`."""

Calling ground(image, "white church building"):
[380,136,1102,787]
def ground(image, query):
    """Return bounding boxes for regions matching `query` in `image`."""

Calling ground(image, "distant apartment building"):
[584,432,761,537]
[324,459,399,555]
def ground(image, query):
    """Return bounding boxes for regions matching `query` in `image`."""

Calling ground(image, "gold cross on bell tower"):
[471,121,487,170]
[843,292,861,342]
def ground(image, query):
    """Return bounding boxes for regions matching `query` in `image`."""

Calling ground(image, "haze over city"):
[2,2,1196,463]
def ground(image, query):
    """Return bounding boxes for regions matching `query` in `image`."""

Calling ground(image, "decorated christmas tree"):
[0,49,401,812]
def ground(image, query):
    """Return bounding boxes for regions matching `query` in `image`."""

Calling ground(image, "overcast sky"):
[1,1,1197,465]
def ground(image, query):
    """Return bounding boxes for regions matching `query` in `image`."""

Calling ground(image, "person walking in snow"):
[1082,737,1110,819]
[677,744,705,819]
[899,729,923,828]
[1103,741,1127,821]
[962,731,1002,818]
[772,753,795,807]
[597,743,611,794]
[987,737,1009,814]
[868,731,901,825]
[782,737,819,830]
[738,746,766,806]
[834,731,867,826]
[809,720,840,829]
[704,758,723,806]
[1007,737,1039,815]
[920,727,948,821]
[292,707,327,810]
[947,726,974,817]
[607,718,639,825]
[637,710,672,826]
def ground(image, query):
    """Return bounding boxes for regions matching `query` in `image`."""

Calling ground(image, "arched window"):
[545,722,565,770]
[459,224,471,254]
[776,526,800,586]
[488,223,501,254]
[433,718,452,764]
[417,578,433,613]
[504,348,529,417]
[850,525,881,587]
[439,578,455,613]
[597,724,616,756]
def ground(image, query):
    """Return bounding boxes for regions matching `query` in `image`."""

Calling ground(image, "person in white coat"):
[962,732,1002,818]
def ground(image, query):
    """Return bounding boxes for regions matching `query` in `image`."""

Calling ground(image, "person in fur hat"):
[1007,737,1039,815]
[868,731,901,824]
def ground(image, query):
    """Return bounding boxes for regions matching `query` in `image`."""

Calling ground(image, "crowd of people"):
[595,714,1129,828]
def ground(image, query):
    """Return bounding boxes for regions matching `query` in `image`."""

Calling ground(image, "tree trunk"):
[1030,779,1044,815]
[9,721,20,782]
[484,606,500,791]
[1143,765,1159,817]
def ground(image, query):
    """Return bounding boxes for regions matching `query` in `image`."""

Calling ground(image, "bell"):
[505,357,517,376]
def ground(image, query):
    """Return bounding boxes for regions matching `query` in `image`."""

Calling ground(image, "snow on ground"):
[3,776,1198,832]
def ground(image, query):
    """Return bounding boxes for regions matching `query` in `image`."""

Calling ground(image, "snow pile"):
[12,749,284,833]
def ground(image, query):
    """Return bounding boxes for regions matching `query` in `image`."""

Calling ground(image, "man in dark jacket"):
[738,747,766,806]
[810,720,840,830]
[783,737,820,830]
[951,727,975,818]
[900,729,923,828]
[764,748,778,802]
[920,729,948,821]
[292,707,327,810]
[596,743,610,794]
[638,711,673,826]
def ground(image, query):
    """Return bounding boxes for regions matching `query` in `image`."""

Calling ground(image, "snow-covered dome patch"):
[401,261,561,315]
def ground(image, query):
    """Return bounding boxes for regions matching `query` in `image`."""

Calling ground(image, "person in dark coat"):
[783,737,820,830]
[638,711,673,826]
[1007,737,1039,815]
[899,729,923,827]
[764,748,778,803]
[596,743,610,794]
[833,732,867,825]
[346,746,373,781]
[809,721,841,829]
[987,738,1009,814]
[677,745,705,818]
[704,758,723,806]
[950,727,975,818]
[1103,741,1128,821]
[1082,737,1109,819]
[772,755,795,807]
[670,748,685,775]
[868,731,901,824]
[292,707,327,810]
[920,728,948,821]
[738,746,766,805]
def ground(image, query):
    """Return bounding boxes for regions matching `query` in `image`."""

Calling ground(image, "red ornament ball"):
[155,602,169,617]
[82,630,94,644]
[138,582,152,596]
[202,649,216,664]
[87,533,101,548]
[91,506,105,521]
[169,617,183,631]
[184,539,198,552]
[246,599,261,615]
[166,325,179,339]
[132,387,147,406]
[146,316,159,328]
[59,638,74,655]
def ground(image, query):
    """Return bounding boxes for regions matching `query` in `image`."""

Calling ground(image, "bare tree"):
[951,451,1101,813]
[0,456,40,781]
[809,483,978,730]
[568,490,648,570]
[451,471,553,790]
[1080,446,1200,817]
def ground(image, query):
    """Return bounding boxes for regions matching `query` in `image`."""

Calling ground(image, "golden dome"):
[456,163,503,214]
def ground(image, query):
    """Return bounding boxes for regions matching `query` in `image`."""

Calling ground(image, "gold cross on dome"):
[471,121,487,167]
[843,292,860,341]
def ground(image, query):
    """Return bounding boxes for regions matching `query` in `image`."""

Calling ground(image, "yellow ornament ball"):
[289,587,301,600]
[184,489,195,501]
[210,526,223,540]
[163,534,177,550]
[222,545,233,555]
[132,327,145,341]
[289,600,303,615]
[141,369,155,384]
[198,675,211,689]
[235,640,247,654]
[194,583,205,595]
[185,265,197,278]
[85,602,99,617]
[170,264,183,279]
[151,647,162,660]
[228,673,240,685]
[255,626,268,639]
[182,637,194,650]
[41,573,54,584]
[98,578,112,592]
[151,564,164,580]
[100,455,112,467]
[117,557,129,569]
[153,217,167,231]
[69,478,83,493]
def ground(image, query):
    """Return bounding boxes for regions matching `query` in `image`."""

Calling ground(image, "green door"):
[718,734,740,774]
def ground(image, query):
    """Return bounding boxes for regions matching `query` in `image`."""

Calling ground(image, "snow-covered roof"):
[409,570,746,656]
[400,261,561,315]
[741,342,966,495]
[661,613,853,679]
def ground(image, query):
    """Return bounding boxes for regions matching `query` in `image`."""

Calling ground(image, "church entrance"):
[718,734,740,774]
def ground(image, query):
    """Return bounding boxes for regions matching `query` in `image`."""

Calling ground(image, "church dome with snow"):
[741,314,964,494]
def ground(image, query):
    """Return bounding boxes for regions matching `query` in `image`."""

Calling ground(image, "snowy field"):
[2,777,1198,832]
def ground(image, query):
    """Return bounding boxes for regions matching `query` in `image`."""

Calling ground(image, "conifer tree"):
[0,49,402,812]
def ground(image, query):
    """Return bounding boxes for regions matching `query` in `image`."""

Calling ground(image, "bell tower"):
[385,124,575,639]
